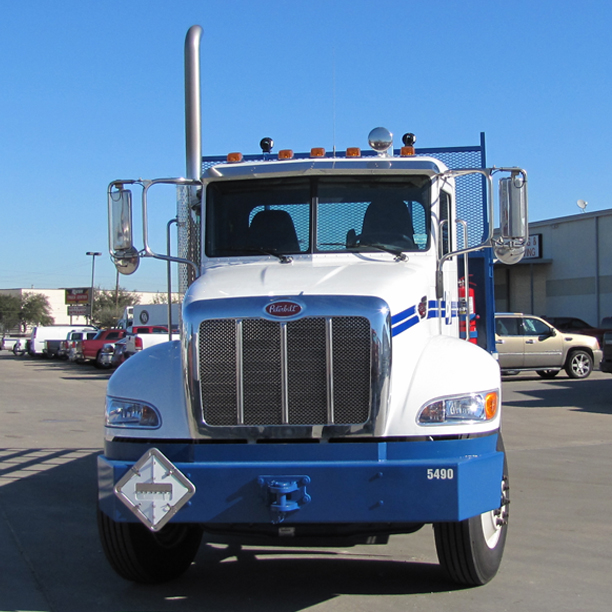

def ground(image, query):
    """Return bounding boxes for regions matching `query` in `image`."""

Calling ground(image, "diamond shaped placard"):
[114,448,196,531]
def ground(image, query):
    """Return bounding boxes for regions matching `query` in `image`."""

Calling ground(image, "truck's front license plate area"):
[114,448,196,531]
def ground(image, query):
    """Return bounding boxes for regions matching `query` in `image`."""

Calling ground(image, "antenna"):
[577,199,588,213]
[332,47,336,156]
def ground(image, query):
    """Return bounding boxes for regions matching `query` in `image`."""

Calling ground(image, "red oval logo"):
[265,301,303,318]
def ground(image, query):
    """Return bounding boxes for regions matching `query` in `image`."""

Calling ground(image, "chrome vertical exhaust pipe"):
[185,25,202,181]
[178,25,203,291]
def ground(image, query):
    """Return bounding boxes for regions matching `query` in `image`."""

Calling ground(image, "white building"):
[0,288,168,328]
[495,208,612,326]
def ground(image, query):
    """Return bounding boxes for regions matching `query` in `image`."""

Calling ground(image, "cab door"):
[495,316,524,368]
[522,316,564,368]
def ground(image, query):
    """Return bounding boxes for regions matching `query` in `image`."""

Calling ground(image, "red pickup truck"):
[80,329,127,368]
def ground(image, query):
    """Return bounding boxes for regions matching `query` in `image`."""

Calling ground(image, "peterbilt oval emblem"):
[265,301,303,318]
[418,296,427,319]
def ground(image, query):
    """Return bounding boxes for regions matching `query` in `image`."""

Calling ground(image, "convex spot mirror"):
[495,173,528,265]
[113,246,140,275]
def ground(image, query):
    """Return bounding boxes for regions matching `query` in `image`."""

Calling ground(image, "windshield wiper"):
[353,242,408,262]
[220,247,293,264]
[324,240,408,261]
[320,239,408,262]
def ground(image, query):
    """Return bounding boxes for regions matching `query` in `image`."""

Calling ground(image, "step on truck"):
[98,25,528,586]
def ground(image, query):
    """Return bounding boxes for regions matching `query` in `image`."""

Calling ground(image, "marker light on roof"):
[310,147,326,158]
[260,137,274,153]
[227,152,243,163]
[401,132,417,156]
[278,149,294,160]
[346,147,361,157]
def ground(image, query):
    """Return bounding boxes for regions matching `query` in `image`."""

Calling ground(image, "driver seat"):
[248,209,300,253]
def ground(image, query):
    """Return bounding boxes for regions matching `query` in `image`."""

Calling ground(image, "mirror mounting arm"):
[433,166,528,298]
[107,177,202,277]
[434,169,494,299]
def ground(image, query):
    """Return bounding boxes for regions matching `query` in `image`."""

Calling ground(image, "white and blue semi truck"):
[98,26,528,586]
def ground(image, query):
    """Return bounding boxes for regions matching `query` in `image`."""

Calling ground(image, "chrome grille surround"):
[184,295,391,441]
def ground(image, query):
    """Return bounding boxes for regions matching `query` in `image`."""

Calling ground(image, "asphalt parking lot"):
[1,352,611,612]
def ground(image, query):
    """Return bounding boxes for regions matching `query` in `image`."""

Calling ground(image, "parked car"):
[11,338,30,356]
[64,330,100,361]
[123,325,179,360]
[495,313,602,379]
[110,337,130,368]
[542,316,612,345]
[600,317,612,329]
[81,329,128,368]
[599,330,612,374]
[129,325,169,334]
[1,336,29,352]
[97,343,118,368]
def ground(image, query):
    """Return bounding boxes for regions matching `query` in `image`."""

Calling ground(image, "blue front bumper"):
[98,433,504,525]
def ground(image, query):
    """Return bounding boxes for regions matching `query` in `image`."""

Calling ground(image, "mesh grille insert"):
[198,316,371,427]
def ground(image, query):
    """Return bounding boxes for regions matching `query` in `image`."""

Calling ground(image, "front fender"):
[385,335,502,437]
[105,341,193,440]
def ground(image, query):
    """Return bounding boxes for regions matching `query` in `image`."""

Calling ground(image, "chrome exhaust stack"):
[185,25,202,182]
[178,25,203,291]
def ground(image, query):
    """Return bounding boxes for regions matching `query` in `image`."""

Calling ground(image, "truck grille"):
[198,316,371,427]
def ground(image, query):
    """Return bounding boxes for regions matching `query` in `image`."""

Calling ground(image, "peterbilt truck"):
[98,25,528,586]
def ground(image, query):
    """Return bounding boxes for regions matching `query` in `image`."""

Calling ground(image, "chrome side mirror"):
[110,187,134,252]
[109,186,140,275]
[495,172,528,264]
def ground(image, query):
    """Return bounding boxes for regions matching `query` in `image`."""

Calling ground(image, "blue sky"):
[1,0,611,292]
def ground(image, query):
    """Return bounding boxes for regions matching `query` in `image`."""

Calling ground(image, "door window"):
[523,317,551,336]
[496,318,520,336]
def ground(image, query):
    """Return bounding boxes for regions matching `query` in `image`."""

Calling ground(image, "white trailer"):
[117,304,179,331]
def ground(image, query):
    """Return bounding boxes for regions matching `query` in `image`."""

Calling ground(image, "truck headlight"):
[106,397,161,428]
[417,391,498,425]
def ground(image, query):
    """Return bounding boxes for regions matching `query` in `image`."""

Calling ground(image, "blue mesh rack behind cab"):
[201,133,496,353]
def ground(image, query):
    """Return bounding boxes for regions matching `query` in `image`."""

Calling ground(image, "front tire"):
[97,507,203,583]
[565,350,593,379]
[433,445,510,586]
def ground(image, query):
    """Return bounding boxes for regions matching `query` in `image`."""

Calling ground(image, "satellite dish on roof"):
[577,199,588,212]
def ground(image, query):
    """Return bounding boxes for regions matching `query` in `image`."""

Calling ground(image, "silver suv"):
[495,313,602,379]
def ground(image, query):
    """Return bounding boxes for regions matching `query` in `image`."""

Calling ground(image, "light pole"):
[86,251,102,324]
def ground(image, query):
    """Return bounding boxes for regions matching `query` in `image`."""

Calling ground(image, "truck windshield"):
[206,175,431,257]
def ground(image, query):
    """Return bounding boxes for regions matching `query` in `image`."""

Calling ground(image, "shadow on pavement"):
[8,353,113,381]
[502,375,612,415]
[0,450,461,612]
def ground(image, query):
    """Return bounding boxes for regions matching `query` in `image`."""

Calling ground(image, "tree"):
[18,293,54,331]
[92,287,140,328]
[150,292,184,305]
[0,294,21,332]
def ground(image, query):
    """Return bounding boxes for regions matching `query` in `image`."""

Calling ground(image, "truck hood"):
[185,256,434,316]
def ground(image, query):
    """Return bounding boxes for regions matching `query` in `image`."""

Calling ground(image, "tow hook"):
[258,476,311,523]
